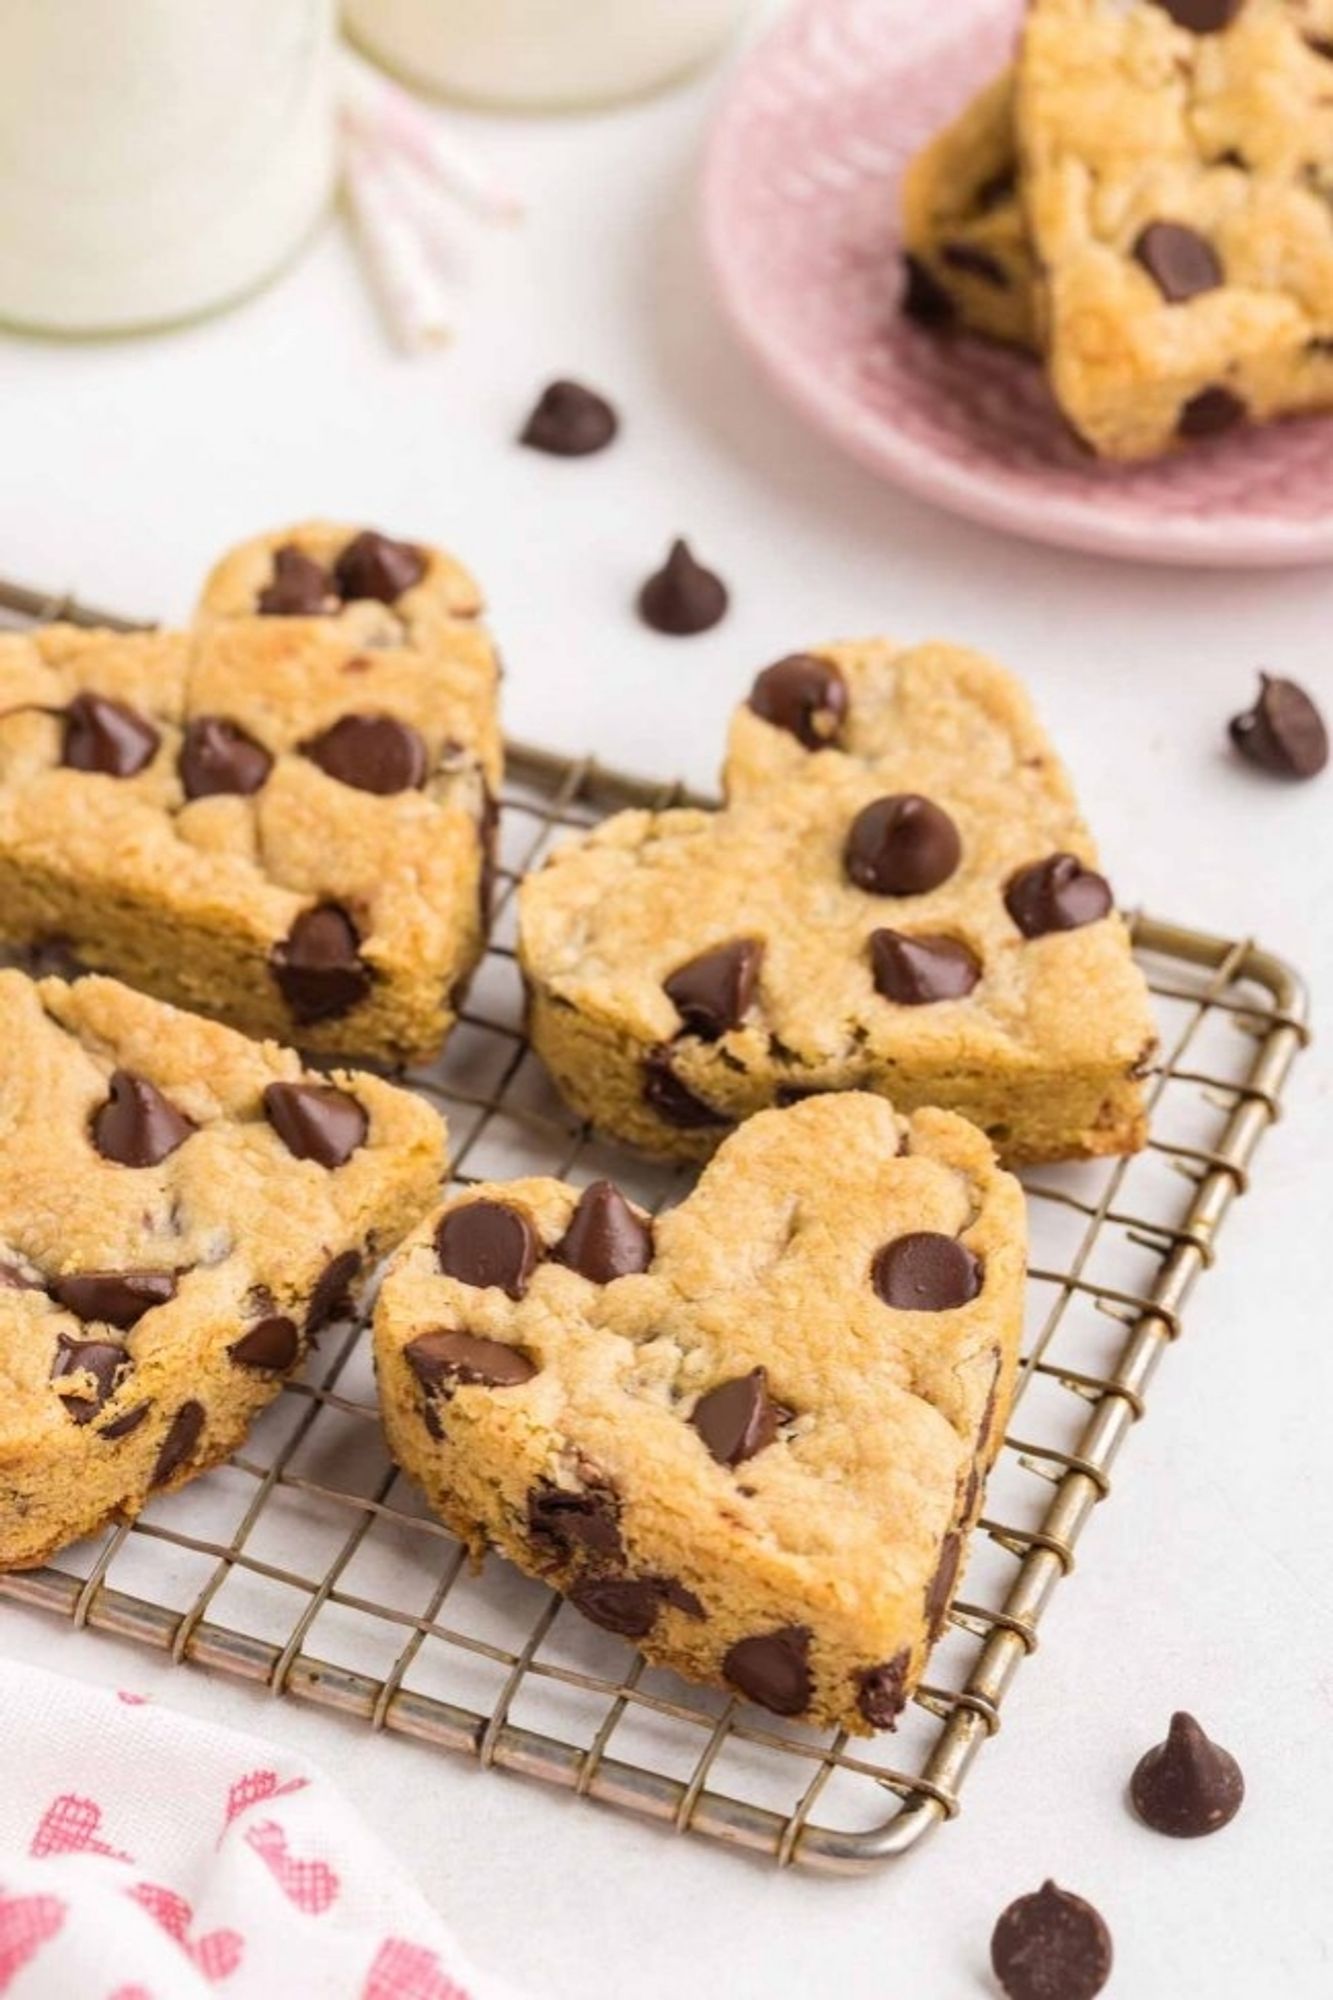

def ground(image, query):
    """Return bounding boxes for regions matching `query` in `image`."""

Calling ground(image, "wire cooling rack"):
[0,578,1311,1873]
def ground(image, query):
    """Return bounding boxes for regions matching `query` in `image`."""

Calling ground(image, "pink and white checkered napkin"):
[0,1661,528,2000]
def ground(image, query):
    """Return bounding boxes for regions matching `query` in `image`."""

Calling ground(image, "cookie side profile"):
[520,639,1154,1165]
[1019,0,1333,460]
[375,1094,1025,1735]
[0,969,445,1570]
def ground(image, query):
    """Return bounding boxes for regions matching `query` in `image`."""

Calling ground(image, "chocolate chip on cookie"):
[228,1316,300,1372]
[748,654,848,750]
[152,1399,206,1486]
[179,717,273,799]
[301,714,429,796]
[1177,384,1246,439]
[664,939,763,1040]
[901,253,957,329]
[1229,673,1328,779]
[405,1329,538,1390]
[871,930,981,1005]
[924,1531,963,1639]
[334,530,426,605]
[552,1182,654,1283]
[1151,0,1241,29]
[271,904,372,1024]
[305,1250,361,1332]
[990,1881,1113,2000]
[51,1334,130,1423]
[1004,855,1112,937]
[99,1402,151,1440]
[258,545,337,615]
[690,1368,789,1468]
[568,1577,664,1639]
[91,1069,194,1168]
[637,539,729,636]
[263,1081,368,1168]
[1133,221,1223,302]
[61,694,159,778]
[874,1233,982,1311]
[436,1200,540,1300]
[528,1479,624,1559]
[723,1626,813,1716]
[53,1270,176,1330]
[642,1050,733,1129]
[845,795,962,897]
[1130,1712,1244,1837]
[520,379,619,457]
[856,1651,910,1729]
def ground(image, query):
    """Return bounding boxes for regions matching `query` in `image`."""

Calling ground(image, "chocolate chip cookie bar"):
[1019,0,1333,458]
[902,71,1038,351]
[0,524,501,1065]
[376,1093,1025,1734]
[519,639,1155,1166]
[0,967,444,1571]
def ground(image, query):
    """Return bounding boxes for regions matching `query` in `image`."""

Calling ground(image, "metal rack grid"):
[0,577,1311,1873]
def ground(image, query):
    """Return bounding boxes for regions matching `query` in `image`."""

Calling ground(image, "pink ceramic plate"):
[703,0,1333,567]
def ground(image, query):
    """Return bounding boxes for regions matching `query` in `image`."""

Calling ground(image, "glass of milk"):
[343,0,751,110]
[0,0,336,335]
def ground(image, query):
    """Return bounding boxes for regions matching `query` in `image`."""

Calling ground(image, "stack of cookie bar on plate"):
[902,0,1333,459]
[0,525,1157,1737]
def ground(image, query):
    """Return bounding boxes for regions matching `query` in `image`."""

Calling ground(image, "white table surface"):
[2,13,1331,1997]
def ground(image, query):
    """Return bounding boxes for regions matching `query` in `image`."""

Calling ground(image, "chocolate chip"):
[871,930,980,1004]
[257,545,336,615]
[845,795,961,897]
[334,531,425,604]
[856,1651,910,1730]
[179,717,273,800]
[568,1577,663,1639]
[61,694,159,778]
[1229,673,1328,779]
[940,241,1008,288]
[664,939,763,1040]
[305,1249,361,1332]
[901,253,956,329]
[405,1330,538,1390]
[53,1271,176,1330]
[301,714,428,795]
[1150,0,1240,28]
[228,1316,300,1372]
[477,786,499,934]
[0,1261,43,1290]
[1130,1712,1244,1837]
[436,1200,540,1299]
[527,1481,624,1560]
[51,1334,129,1422]
[637,539,728,636]
[1005,854,1112,937]
[991,1882,1113,2000]
[520,379,619,456]
[642,1050,732,1129]
[1178,384,1246,438]
[271,904,371,1024]
[552,1182,653,1283]
[748,654,848,750]
[263,1081,367,1168]
[99,1401,150,1440]
[976,166,1016,212]
[690,1368,788,1468]
[874,1233,982,1311]
[1307,34,1333,60]
[1133,221,1223,302]
[152,1400,205,1487]
[723,1626,813,1717]
[658,1577,706,1617]
[91,1069,194,1168]
[924,1531,963,1639]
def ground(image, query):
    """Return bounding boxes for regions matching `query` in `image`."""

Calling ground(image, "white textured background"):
[1,8,1330,1995]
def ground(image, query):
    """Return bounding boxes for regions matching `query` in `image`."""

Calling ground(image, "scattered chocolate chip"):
[901,253,956,329]
[257,545,336,616]
[528,1481,624,1560]
[53,1271,176,1330]
[91,1069,194,1168]
[1178,384,1246,438]
[61,693,159,778]
[1005,854,1112,938]
[271,904,371,1025]
[228,1316,300,1372]
[637,539,728,636]
[263,1081,367,1168]
[405,1329,538,1390]
[642,1050,732,1130]
[301,714,428,795]
[1229,673,1328,779]
[871,929,981,1004]
[305,1250,360,1332]
[723,1626,813,1717]
[568,1576,663,1639]
[520,379,619,456]
[690,1368,788,1468]
[845,795,961,897]
[1150,0,1240,28]
[856,1651,910,1730]
[152,1400,205,1487]
[51,1335,129,1422]
[436,1200,540,1299]
[552,1182,653,1283]
[334,530,426,604]
[940,241,1009,288]
[748,654,848,750]
[99,1401,150,1440]
[1130,1712,1244,1837]
[925,1531,963,1640]
[664,939,763,1039]
[874,1233,982,1311]
[179,717,273,799]
[1133,221,1223,302]
[991,1881,1113,2000]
